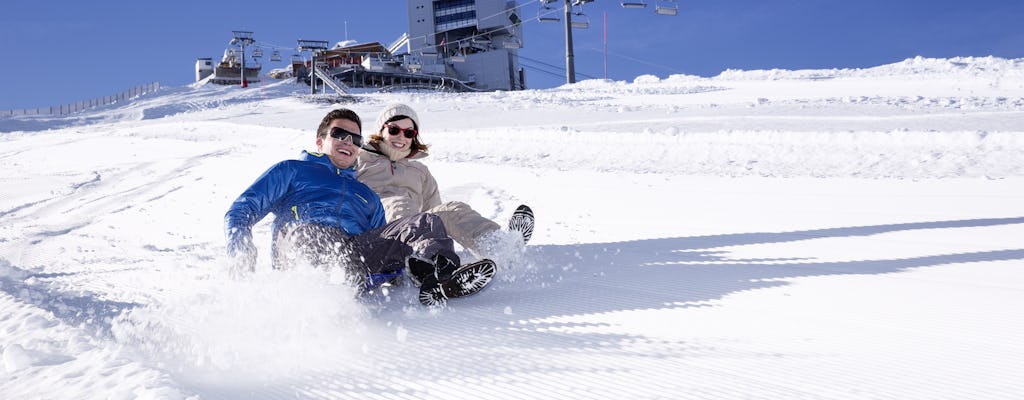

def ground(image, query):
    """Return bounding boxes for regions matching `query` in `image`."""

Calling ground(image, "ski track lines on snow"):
[0,145,233,315]
[428,127,1023,178]
[337,218,1023,399]
[504,221,1023,397]
[5,149,226,229]
[10,215,1016,399]
[321,307,712,399]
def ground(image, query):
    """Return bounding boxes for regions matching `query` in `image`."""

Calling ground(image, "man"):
[224,108,495,305]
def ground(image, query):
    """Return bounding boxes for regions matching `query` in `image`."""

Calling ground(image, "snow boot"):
[507,205,534,245]
[418,259,497,306]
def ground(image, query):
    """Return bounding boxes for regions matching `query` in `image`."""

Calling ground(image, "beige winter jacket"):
[356,143,441,220]
[356,142,499,251]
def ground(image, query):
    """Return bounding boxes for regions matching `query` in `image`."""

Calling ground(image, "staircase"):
[313,66,351,95]
[387,33,410,55]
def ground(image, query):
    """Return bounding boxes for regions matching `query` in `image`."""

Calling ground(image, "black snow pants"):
[273,212,460,282]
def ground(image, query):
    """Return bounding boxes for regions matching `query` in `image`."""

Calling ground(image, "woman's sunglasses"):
[384,123,418,139]
[329,127,363,147]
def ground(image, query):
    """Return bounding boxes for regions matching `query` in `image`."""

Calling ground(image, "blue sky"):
[2,0,1022,110]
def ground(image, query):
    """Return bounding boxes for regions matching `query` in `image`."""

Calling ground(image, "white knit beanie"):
[375,103,420,133]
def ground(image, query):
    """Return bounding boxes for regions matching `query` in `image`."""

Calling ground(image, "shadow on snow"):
[513,216,1024,319]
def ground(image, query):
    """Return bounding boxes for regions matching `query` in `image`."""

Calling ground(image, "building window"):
[436,10,476,24]
[433,0,475,11]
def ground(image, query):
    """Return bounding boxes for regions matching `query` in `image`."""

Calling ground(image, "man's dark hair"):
[317,108,362,138]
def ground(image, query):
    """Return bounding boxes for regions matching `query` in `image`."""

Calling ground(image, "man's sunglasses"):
[384,123,418,139]
[329,127,363,147]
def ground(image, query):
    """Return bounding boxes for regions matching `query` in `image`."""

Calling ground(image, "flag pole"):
[603,12,608,80]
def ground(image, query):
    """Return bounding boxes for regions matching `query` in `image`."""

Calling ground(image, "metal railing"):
[1,82,161,116]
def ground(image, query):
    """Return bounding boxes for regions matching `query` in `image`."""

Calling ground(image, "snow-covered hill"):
[2,57,1024,399]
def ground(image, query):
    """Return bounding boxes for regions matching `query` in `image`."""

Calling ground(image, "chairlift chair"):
[571,5,590,29]
[252,48,264,58]
[538,5,560,22]
[270,50,282,62]
[621,1,648,8]
[655,0,679,16]
[571,14,590,29]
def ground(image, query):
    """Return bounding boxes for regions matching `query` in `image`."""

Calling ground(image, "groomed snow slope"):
[1,56,1023,399]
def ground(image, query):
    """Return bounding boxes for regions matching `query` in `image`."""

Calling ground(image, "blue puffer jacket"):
[224,150,386,262]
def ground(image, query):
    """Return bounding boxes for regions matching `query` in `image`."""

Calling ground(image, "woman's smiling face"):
[381,117,416,151]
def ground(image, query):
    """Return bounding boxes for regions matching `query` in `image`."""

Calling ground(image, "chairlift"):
[571,16,590,29]
[270,50,282,62]
[655,0,679,16]
[571,6,590,29]
[503,38,523,49]
[252,48,264,58]
[538,5,560,22]
[621,1,648,8]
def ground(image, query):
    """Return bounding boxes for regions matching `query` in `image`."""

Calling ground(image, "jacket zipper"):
[337,167,346,227]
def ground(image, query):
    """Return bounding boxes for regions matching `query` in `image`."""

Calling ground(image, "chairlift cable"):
[520,55,598,80]
[581,46,684,74]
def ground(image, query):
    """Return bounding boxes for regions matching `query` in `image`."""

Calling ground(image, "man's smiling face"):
[317,118,362,169]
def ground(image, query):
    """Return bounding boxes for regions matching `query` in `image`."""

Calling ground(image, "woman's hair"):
[373,115,429,152]
[316,108,362,138]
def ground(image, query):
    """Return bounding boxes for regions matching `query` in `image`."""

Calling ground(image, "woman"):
[355,103,533,258]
